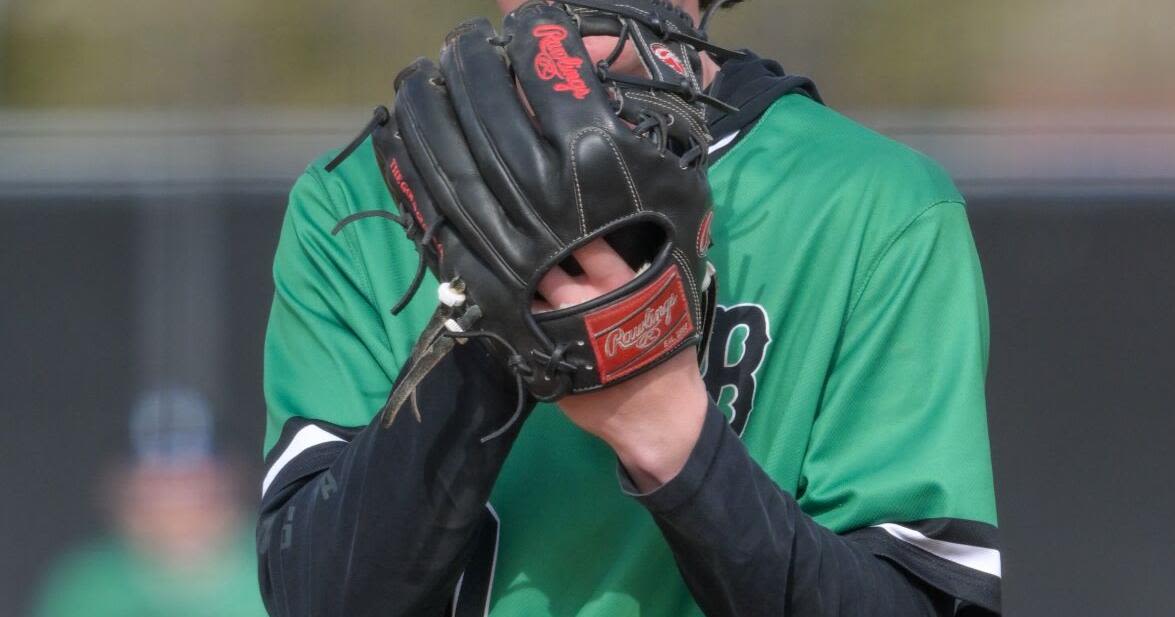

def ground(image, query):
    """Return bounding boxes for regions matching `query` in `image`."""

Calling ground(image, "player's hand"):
[535,238,709,492]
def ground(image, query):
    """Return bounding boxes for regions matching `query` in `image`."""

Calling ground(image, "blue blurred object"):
[129,386,215,467]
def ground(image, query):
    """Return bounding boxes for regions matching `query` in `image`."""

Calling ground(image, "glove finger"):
[502,2,627,148]
[393,58,529,288]
[439,19,556,214]
[373,111,515,318]
[371,113,447,269]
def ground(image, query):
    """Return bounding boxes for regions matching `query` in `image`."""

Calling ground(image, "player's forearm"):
[627,403,953,616]
[560,350,710,491]
[256,343,529,617]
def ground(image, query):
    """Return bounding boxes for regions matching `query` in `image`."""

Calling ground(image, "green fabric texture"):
[34,532,266,617]
[263,93,997,615]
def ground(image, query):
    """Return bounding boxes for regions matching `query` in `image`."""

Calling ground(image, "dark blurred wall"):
[3,192,1173,615]
[973,199,1175,615]
[0,196,283,617]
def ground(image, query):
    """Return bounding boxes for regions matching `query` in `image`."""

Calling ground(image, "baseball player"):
[257,1,1000,615]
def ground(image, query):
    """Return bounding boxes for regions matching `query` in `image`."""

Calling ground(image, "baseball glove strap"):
[532,260,700,396]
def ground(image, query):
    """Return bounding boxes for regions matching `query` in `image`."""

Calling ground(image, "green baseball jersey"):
[263,75,998,614]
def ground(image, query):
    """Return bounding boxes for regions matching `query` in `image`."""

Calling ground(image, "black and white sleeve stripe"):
[848,519,1001,614]
[625,401,998,616]
[256,341,528,616]
[261,418,356,502]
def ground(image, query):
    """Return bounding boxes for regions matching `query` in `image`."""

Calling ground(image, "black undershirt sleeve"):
[256,342,529,617]
[259,342,963,616]
[622,402,957,617]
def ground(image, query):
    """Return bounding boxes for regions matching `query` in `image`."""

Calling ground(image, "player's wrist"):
[594,361,709,492]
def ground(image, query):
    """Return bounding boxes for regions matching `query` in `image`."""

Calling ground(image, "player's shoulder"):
[730,94,964,222]
[283,138,390,231]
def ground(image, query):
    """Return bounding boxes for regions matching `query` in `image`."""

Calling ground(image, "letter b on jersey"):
[701,304,770,436]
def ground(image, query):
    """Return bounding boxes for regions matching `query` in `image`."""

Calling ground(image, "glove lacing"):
[325,105,390,173]
[329,105,449,316]
[566,1,742,172]
[326,108,553,441]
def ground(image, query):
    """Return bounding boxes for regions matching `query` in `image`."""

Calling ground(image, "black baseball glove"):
[328,0,743,433]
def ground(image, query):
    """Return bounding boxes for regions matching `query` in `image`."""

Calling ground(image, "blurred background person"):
[32,387,267,617]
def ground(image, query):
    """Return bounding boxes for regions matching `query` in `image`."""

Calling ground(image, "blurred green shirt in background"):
[34,531,266,617]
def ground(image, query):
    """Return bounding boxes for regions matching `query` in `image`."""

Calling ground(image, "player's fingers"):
[536,265,578,307]
[535,238,638,311]
[531,298,556,313]
[536,264,599,310]
[536,264,572,302]
[502,2,627,145]
[571,238,636,292]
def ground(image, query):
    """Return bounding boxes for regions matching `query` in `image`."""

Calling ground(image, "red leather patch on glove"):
[584,264,695,383]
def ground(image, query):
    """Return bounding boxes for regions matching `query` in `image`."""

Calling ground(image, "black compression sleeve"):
[621,403,955,616]
[257,342,530,617]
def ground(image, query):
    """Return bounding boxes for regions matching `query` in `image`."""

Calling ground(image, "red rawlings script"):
[389,158,442,257]
[583,265,695,383]
[532,24,591,100]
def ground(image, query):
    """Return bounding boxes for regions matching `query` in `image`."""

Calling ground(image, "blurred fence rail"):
[3,108,1174,199]
[0,109,365,196]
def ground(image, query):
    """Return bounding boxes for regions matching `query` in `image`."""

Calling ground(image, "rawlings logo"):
[651,43,687,76]
[389,158,442,256]
[532,24,591,100]
[603,293,678,357]
[584,265,695,383]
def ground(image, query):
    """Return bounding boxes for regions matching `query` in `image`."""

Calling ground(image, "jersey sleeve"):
[799,200,1001,611]
[262,163,401,454]
[258,159,529,616]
